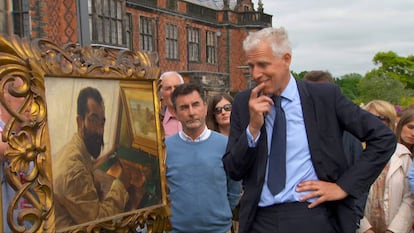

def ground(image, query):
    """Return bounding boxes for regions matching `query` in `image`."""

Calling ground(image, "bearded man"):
[53,87,130,229]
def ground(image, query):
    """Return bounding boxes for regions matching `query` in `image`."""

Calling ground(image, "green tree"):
[335,73,362,102]
[369,51,414,89]
[291,71,308,80]
[357,73,413,105]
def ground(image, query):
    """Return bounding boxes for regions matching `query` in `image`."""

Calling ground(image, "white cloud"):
[253,0,414,77]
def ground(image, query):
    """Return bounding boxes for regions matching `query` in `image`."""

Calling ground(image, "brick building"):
[0,0,272,94]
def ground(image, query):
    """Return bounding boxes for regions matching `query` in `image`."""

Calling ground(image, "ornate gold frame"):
[0,34,169,233]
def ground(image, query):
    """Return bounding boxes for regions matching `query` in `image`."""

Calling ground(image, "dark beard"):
[83,126,104,158]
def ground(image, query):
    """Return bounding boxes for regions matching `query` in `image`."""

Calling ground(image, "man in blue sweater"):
[165,83,241,233]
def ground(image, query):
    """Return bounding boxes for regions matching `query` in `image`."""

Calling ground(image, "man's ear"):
[283,52,292,66]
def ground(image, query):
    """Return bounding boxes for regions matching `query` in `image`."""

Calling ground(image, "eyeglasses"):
[214,104,232,114]
[376,115,390,123]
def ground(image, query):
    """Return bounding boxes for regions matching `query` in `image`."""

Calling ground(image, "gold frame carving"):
[0,34,169,233]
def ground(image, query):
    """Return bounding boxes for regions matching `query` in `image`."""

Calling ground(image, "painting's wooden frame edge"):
[0,34,170,233]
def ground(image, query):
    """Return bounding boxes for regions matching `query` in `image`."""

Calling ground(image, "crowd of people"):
[1,26,414,233]
[160,26,414,233]
[160,83,414,233]
[164,83,240,233]
[359,100,413,232]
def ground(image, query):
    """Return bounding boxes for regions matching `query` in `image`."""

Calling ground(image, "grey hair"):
[159,71,184,84]
[243,27,292,58]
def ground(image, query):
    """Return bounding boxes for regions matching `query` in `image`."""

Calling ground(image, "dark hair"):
[395,108,414,151]
[303,70,334,83]
[206,93,233,132]
[77,87,104,118]
[171,83,205,109]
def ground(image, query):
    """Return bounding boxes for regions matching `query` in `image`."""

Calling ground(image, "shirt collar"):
[178,126,211,142]
[280,75,297,102]
[163,108,175,122]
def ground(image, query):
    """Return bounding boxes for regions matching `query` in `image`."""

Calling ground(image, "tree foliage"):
[368,51,414,89]
[291,71,307,80]
[357,73,412,105]
[292,51,414,107]
[335,73,362,102]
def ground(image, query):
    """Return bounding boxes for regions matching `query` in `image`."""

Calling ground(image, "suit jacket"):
[223,79,397,233]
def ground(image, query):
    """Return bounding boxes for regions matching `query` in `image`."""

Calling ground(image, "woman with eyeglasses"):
[206,92,240,233]
[207,93,233,136]
[358,100,413,233]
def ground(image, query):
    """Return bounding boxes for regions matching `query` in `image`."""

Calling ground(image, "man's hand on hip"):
[296,180,348,208]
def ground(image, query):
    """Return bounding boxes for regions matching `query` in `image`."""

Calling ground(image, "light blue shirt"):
[247,76,319,206]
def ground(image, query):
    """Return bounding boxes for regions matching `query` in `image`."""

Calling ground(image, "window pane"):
[125,13,131,49]
[206,31,216,64]
[117,20,122,45]
[23,14,29,37]
[165,24,179,59]
[96,0,101,14]
[88,0,92,14]
[104,18,110,42]
[103,0,108,15]
[22,0,29,10]
[188,27,199,62]
[111,20,116,43]
[139,16,154,52]
[90,0,126,47]
[0,3,5,33]
[12,0,30,37]
[89,17,93,39]
[117,1,121,18]
[97,16,103,41]
[12,0,21,10]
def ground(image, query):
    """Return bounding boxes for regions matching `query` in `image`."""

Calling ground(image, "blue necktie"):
[267,96,286,195]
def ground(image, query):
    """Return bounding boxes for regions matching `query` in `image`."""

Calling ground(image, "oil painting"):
[0,34,169,233]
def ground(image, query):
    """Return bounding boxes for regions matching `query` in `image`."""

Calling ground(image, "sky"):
[253,0,414,77]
